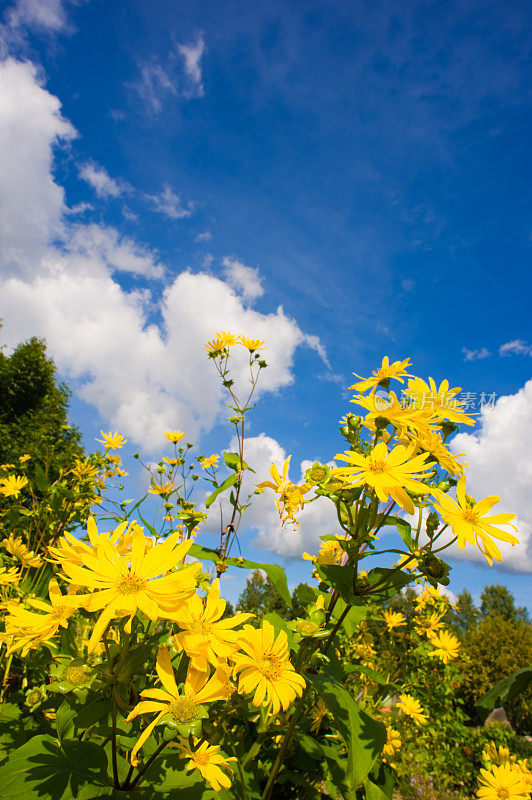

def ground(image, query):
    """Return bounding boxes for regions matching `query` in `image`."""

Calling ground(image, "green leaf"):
[307,675,386,792]
[223,452,255,472]
[316,564,358,604]
[34,462,50,494]
[0,734,111,799]
[365,763,395,800]
[205,473,239,508]
[189,544,292,607]
[366,567,412,599]
[476,666,532,715]
[331,597,368,637]
[56,700,76,741]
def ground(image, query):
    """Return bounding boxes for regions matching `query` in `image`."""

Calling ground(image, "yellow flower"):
[432,477,518,565]
[352,390,435,438]
[165,430,185,443]
[477,762,530,800]
[382,610,406,631]
[18,454,31,463]
[126,646,231,765]
[0,475,28,498]
[427,629,460,663]
[482,742,512,766]
[96,430,127,449]
[402,428,466,476]
[414,610,445,636]
[0,566,20,585]
[239,336,265,352]
[215,330,238,347]
[72,459,99,480]
[178,738,236,792]
[163,457,180,465]
[333,442,432,515]
[204,338,225,355]
[394,554,419,571]
[404,377,476,427]
[59,520,200,652]
[4,579,75,656]
[148,480,176,496]
[303,536,347,566]
[256,457,310,529]
[170,579,253,671]
[397,693,427,726]
[3,534,43,568]
[350,357,413,393]
[200,454,219,470]
[383,725,401,759]
[231,620,305,714]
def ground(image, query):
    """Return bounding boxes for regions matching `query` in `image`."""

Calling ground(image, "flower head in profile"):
[404,377,475,427]
[126,646,231,765]
[256,457,310,529]
[239,336,265,352]
[59,519,199,651]
[0,475,28,498]
[231,619,305,714]
[4,579,75,656]
[397,693,427,726]
[204,338,225,355]
[350,357,412,393]
[427,629,460,663]
[352,391,435,438]
[165,430,185,443]
[200,454,219,470]
[303,536,347,566]
[18,454,31,463]
[477,762,530,800]
[3,534,43,568]
[214,330,238,348]
[432,477,518,565]
[148,480,176,496]
[382,610,406,632]
[383,725,401,762]
[96,431,127,449]
[0,566,20,585]
[178,738,236,792]
[333,442,432,515]
[170,579,253,671]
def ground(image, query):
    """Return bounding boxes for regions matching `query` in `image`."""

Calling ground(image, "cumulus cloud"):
[223,257,264,303]
[462,346,491,362]
[148,185,194,220]
[448,382,532,571]
[499,339,532,357]
[178,34,205,98]
[0,58,326,451]
[5,0,69,34]
[79,162,124,198]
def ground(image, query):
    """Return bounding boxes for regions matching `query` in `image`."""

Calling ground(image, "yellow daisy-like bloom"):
[72,459,99,480]
[303,536,347,566]
[231,620,306,714]
[394,554,419,571]
[427,629,460,663]
[59,521,200,652]
[215,330,238,348]
[482,742,511,766]
[200,454,219,470]
[18,454,31,463]
[256,457,310,529]
[126,646,231,766]
[402,428,466,476]
[170,579,253,671]
[382,610,406,631]
[96,430,127,449]
[414,610,445,636]
[415,584,445,609]
[239,336,265,352]
[0,474,28,498]
[0,566,20,585]
[148,480,176,496]
[48,517,137,566]
[165,430,185,443]
[397,694,428,726]
[352,391,435,438]
[333,442,432,515]
[4,579,75,656]
[477,762,530,800]
[204,338,225,355]
[178,738,236,792]
[404,377,476,427]
[383,725,401,759]
[350,357,413,393]
[432,477,518,565]
[3,534,43,568]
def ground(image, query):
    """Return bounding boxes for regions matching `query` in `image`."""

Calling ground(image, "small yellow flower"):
[204,338,225,355]
[200,454,219,470]
[163,457,180,465]
[256,457,310,529]
[96,431,127,449]
[381,610,406,631]
[215,330,238,347]
[414,610,445,636]
[4,579,75,656]
[350,357,413,393]
[148,480,176,496]
[397,694,427,726]
[239,336,265,352]
[427,629,460,663]
[383,725,401,759]
[165,430,185,443]
[0,475,28,498]
[0,566,20,585]
[3,534,43,568]
[178,738,236,792]
[18,454,31,463]
[303,536,347,566]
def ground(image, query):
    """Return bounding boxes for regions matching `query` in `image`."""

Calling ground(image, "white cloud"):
[133,62,176,114]
[0,58,327,452]
[462,346,491,362]
[149,185,194,220]
[499,339,532,357]
[223,256,264,303]
[79,162,124,198]
[5,0,69,33]
[448,382,532,571]
[178,34,205,98]
[196,231,212,242]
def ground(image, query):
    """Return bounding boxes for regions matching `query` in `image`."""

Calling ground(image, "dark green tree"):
[236,570,290,619]
[451,589,480,635]
[480,584,528,623]
[0,336,84,481]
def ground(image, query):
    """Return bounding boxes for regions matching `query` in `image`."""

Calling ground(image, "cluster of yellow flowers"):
[205,331,265,355]
[477,741,532,799]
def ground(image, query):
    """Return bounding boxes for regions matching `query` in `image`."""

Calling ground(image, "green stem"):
[128,739,169,789]
[260,686,310,800]
[111,702,120,789]
[0,653,13,700]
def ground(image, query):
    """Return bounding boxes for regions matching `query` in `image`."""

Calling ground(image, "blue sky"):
[0,0,531,608]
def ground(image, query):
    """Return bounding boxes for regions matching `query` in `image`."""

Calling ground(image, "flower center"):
[171,697,197,724]
[368,459,386,473]
[117,574,145,594]
[496,790,510,800]
[296,620,319,636]
[258,657,283,680]
[463,508,478,524]
[193,751,210,766]
[64,665,89,685]
[190,619,211,636]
